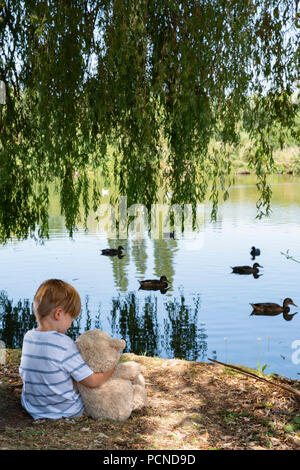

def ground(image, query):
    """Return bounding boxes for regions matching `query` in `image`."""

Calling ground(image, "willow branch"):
[207,358,300,400]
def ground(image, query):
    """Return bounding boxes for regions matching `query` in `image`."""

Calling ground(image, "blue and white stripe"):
[19,329,93,420]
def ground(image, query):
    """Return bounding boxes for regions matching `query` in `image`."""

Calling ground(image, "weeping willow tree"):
[0,0,299,241]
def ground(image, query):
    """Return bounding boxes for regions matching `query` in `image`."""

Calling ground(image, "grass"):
[232,145,300,175]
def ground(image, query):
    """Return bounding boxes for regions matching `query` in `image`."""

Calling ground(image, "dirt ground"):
[0,349,300,451]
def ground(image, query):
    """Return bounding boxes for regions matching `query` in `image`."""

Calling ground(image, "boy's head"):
[33,279,81,322]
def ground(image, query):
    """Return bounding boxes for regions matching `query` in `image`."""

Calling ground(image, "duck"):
[250,298,297,315]
[138,276,169,291]
[101,246,124,256]
[250,246,261,259]
[163,230,175,239]
[231,263,263,274]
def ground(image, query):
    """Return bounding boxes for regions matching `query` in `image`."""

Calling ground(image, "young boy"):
[19,279,115,420]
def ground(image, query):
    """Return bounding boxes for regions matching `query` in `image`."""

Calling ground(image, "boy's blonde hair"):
[33,279,81,319]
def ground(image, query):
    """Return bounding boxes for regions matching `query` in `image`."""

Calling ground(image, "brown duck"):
[250,298,297,315]
[138,276,169,291]
[231,263,263,274]
[101,246,124,256]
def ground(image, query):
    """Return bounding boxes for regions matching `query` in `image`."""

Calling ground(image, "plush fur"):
[75,330,147,421]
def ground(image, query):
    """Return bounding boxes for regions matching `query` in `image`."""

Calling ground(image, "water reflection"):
[139,286,170,294]
[105,239,130,291]
[1,175,300,378]
[250,310,298,322]
[131,239,148,276]
[110,292,160,356]
[153,239,177,289]
[99,237,179,294]
[0,292,36,348]
[0,290,207,360]
[252,273,263,279]
[232,272,263,279]
[163,293,207,361]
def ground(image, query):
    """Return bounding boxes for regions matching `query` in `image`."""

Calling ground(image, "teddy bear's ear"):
[76,335,94,356]
[113,338,126,351]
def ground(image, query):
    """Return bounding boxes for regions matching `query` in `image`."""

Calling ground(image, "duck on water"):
[250,298,297,315]
[231,263,263,275]
[138,276,169,293]
[250,246,261,259]
[101,246,124,257]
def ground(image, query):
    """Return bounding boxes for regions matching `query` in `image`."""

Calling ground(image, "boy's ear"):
[52,306,63,320]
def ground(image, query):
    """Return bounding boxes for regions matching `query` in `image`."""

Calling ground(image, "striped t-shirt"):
[19,329,94,420]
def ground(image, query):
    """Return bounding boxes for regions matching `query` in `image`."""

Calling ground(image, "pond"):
[1,174,300,379]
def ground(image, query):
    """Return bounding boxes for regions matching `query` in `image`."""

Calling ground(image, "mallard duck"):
[250,246,261,259]
[250,298,297,315]
[138,276,169,290]
[231,263,263,274]
[163,230,175,239]
[101,246,124,256]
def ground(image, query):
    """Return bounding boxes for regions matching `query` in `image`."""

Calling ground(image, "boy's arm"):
[78,366,116,389]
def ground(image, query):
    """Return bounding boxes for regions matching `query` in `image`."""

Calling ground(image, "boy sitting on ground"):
[19,279,115,420]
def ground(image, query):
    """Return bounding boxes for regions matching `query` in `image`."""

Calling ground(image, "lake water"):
[1,174,300,379]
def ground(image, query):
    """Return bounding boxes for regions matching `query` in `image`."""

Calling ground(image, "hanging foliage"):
[0,0,299,240]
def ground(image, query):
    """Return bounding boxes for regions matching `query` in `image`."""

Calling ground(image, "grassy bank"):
[231,145,300,175]
[0,349,300,450]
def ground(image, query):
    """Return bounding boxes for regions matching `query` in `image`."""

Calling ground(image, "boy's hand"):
[78,366,116,389]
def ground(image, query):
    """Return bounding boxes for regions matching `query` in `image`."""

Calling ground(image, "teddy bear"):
[75,329,147,421]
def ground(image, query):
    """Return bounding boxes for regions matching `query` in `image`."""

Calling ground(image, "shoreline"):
[0,349,299,450]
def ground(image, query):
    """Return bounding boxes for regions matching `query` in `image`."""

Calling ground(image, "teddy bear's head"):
[75,329,126,372]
